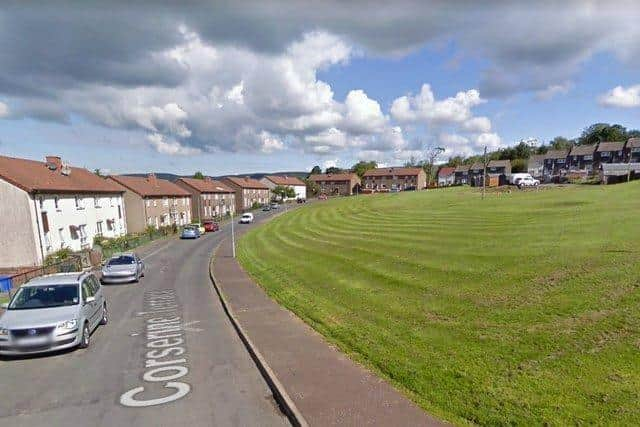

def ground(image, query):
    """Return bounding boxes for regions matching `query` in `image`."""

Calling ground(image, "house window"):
[601,151,610,157]
[146,199,151,207]
[96,221,103,236]
[118,205,122,219]
[556,159,565,164]
[69,225,79,240]
[94,197,101,208]
[163,197,169,207]
[38,197,44,209]
[153,199,157,207]
[54,196,60,210]
[75,196,84,209]
[58,228,65,248]
[584,155,593,160]
[78,225,88,245]
[107,219,114,231]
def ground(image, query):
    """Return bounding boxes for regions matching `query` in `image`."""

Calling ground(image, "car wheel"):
[134,273,140,283]
[79,322,90,349]
[100,304,108,325]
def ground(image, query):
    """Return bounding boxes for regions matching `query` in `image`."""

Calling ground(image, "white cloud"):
[305,127,348,149]
[599,84,640,108]
[147,133,201,156]
[226,81,244,105]
[259,131,284,153]
[535,82,572,101]
[474,132,503,150]
[391,84,484,125]
[0,101,8,118]
[342,89,386,134]
[462,116,492,133]
[323,158,339,169]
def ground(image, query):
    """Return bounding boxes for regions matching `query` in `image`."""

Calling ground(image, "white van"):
[240,213,254,224]
[509,173,534,185]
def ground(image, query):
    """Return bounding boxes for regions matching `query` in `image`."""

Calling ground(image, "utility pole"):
[627,148,632,183]
[482,146,487,200]
[230,206,236,258]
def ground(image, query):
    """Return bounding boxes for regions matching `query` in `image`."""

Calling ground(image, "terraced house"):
[454,164,470,185]
[567,144,597,174]
[0,155,126,268]
[487,160,511,186]
[222,176,270,212]
[468,162,485,186]
[175,177,235,222]
[595,141,626,166]
[626,138,640,163]
[108,174,191,233]
[260,175,307,201]
[543,149,570,179]
[362,167,426,191]
[309,173,361,196]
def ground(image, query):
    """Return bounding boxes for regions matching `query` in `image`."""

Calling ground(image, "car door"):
[81,278,99,328]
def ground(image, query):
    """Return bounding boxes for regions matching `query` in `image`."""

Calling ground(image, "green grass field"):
[238,183,640,425]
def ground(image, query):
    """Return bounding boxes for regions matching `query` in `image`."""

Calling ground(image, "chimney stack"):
[204,176,212,182]
[45,156,62,171]
[148,173,158,187]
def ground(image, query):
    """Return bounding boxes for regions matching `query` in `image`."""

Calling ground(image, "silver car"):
[101,253,144,284]
[0,272,107,356]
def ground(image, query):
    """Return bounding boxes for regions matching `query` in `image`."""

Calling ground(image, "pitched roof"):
[309,173,359,182]
[223,176,269,189]
[0,155,123,194]
[108,174,189,197]
[469,162,484,171]
[176,177,234,193]
[488,159,511,168]
[628,138,640,148]
[528,154,545,164]
[437,167,456,177]
[597,141,625,152]
[544,149,570,159]
[569,144,597,156]
[263,175,306,186]
[454,164,470,172]
[363,167,423,177]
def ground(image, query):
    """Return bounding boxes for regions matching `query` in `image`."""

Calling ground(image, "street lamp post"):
[230,201,236,258]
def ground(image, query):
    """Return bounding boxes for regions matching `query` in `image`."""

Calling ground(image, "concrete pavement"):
[0,210,288,427]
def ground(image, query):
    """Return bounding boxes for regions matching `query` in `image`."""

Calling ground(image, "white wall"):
[33,193,127,257]
[260,178,306,201]
[0,179,42,267]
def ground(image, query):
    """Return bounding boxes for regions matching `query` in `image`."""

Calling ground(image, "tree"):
[550,136,573,150]
[404,155,422,168]
[304,178,320,197]
[325,166,342,174]
[511,158,527,172]
[310,165,322,175]
[272,185,296,200]
[423,146,445,186]
[351,160,377,178]
[193,171,205,179]
[579,123,627,145]
[446,156,464,167]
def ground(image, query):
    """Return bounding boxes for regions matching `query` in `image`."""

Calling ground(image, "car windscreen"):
[8,284,79,310]
[108,255,136,265]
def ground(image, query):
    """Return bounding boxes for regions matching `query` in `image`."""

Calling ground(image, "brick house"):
[0,155,127,268]
[596,141,626,166]
[260,175,307,201]
[308,173,361,196]
[454,164,470,185]
[567,144,597,173]
[175,177,235,223]
[626,138,640,163]
[437,167,456,187]
[468,162,485,187]
[108,174,191,233]
[222,176,271,212]
[361,167,426,191]
[543,149,570,179]
[487,160,512,186]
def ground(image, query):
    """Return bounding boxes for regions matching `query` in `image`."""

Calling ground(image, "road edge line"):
[209,241,309,427]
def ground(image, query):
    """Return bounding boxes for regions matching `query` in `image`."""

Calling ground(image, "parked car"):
[518,176,540,188]
[270,202,279,209]
[188,223,206,234]
[296,198,306,203]
[181,226,201,239]
[101,253,144,284]
[0,272,108,355]
[262,205,271,211]
[203,220,219,232]
[240,213,254,224]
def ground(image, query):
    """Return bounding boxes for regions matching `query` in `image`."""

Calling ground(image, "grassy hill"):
[238,183,640,425]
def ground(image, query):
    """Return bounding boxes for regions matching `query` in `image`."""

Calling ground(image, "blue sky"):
[1,2,639,176]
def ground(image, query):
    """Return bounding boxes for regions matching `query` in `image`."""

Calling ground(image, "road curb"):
[209,241,309,427]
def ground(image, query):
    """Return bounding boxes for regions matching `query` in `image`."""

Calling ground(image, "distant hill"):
[123,171,309,181]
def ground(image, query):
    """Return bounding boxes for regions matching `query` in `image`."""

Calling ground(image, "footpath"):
[210,217,445,426]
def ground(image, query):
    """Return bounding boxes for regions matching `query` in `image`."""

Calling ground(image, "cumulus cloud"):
[391,84,484,124]
[147,133,201,156]
[535,82,572,101]
[342,89,386,134]
[599,85,640,108]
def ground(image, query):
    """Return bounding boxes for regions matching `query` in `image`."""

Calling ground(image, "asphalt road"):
[0,208,290,427]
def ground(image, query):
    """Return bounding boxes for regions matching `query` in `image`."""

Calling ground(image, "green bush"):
[44,248,73,265]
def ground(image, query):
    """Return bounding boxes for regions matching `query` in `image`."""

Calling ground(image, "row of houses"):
[308,167,427,196]
[0,154,307,269]
[437,160,513,187]
[528,138,640,180]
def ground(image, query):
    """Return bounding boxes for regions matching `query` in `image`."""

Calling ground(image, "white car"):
[239,213,254,224]
[518,176,540,188]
